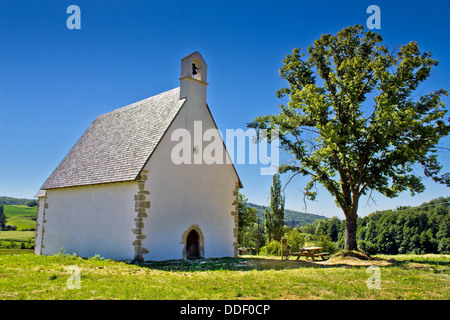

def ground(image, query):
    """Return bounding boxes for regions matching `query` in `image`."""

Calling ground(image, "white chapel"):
[35,52,242,262]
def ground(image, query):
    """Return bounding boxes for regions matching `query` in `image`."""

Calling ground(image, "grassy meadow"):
[0,231,35,242]
[0,250,448,300]
[2,205,37,230]
[0,205,36,249]
[0,203,448,300]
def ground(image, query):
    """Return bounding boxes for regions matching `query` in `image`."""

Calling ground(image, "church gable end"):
[35,52,242,261]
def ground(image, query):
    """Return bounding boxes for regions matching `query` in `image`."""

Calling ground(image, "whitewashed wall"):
[40,181,137,260]
[37,97,238,262]
[141,96,238,261]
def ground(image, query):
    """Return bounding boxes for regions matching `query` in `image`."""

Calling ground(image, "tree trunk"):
[345,214,358,250]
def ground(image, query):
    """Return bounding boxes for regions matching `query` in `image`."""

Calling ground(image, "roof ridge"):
[97,87,180,119]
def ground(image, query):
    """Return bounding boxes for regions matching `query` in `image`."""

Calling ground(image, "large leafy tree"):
[249,25,450,250]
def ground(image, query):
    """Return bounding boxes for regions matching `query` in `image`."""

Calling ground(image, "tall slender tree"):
[249,25,450,250]
[265,174,285,242]
[237,192,257,246]
[264,208,274,243]
[0,205,6,229]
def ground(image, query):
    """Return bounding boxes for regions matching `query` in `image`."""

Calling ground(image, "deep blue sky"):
[1,0,449,218]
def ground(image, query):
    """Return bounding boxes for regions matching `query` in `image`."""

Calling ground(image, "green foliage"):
[0,196,36,206]
[260,240,281,256]
[295,196,450,255]
[358,197,450,254]
[299,224,315,235]
[88,254,110,261]
[264,174,285,242]
[263,208,273,243]
[249,24,450,250]
[0,205,5,229]
[247,203,324,228]
[237,192,257,246]
[283,228,305,252]
[26,200,38,207]
[314,230,337,254]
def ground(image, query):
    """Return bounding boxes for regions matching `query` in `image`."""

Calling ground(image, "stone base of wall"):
[133,170,150,262]
[231,181,239,257]
[36,198,48,255]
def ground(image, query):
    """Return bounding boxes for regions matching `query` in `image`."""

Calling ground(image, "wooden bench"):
[313,252,330,260]
[292,247,330,261]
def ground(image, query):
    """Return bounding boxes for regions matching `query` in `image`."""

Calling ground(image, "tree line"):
[357,197,450,254]
[0,196,37,206]
[239,181,450,255]
[297,196,450,255]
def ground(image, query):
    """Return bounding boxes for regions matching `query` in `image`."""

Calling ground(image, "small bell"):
[192,63,198,75]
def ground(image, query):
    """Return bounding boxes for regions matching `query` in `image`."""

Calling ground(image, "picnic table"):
[291,247,330,261]
[238,247,255,255]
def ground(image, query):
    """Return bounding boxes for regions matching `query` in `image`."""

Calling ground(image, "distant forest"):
[357,196,450,254]
[0,196,35,206]
[247,203,325,228]
[306,196,450,254]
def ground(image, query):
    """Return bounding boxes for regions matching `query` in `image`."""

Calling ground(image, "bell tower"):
[179,52,208,103]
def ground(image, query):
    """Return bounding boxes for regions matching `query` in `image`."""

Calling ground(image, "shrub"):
[314,231,337,254]
[284,229,305,252]
[260,240,281,256]
[437,238,450,254]
[25,238,34,249]
[259,246,268,255]
[27,200,38,207]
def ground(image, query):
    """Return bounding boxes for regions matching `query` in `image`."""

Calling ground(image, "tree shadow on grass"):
[139,257,256,272]
[244,256,377,270]
[137,256,390,272]
[388,258,450,268]
[138,251,450,272]
[417,259,449,267]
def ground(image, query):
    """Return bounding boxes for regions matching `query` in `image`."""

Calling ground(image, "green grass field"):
[0,205,37,248]
[3,205,37,231]
[3,205,37,218]
[0,231,35,241]
[0,250,448,300]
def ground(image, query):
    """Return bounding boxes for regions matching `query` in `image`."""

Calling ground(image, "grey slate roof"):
[41,87,186,190]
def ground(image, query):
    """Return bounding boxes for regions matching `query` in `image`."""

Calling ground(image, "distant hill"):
[247,203,326,228]
[3,205,37,231]
[0,196,36,206]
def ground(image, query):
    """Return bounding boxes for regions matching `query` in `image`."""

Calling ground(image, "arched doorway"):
[186,229,200,259]
[181,225,205,260]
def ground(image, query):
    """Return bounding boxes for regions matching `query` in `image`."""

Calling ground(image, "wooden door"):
[186,229,199,258]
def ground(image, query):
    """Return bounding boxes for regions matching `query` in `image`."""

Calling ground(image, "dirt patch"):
[317,251,392,267]
[333,250,372,260]
[318,256,391,267]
